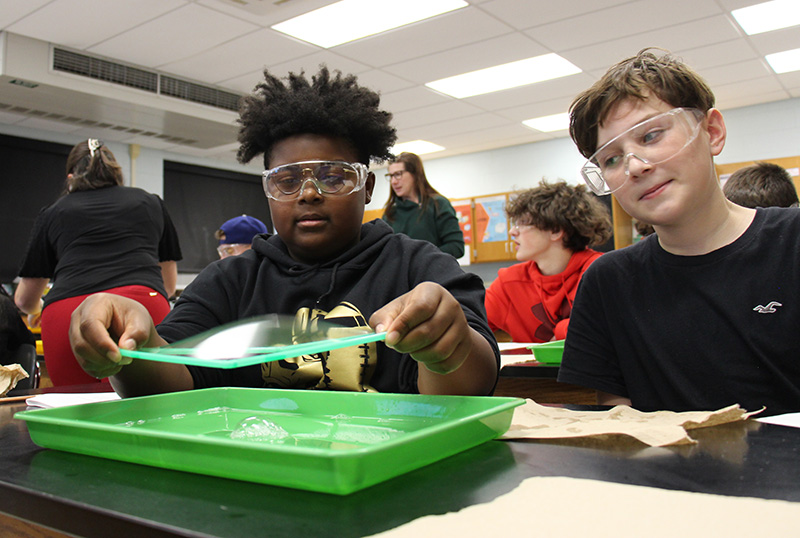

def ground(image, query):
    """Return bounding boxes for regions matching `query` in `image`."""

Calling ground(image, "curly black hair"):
[237,66,397,168]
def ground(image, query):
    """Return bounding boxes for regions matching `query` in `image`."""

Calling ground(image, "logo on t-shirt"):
[260,302,377,391]
[753,301,782,314]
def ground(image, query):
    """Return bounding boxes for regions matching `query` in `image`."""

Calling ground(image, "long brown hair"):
[383,152,441,221]
[64,139,124,193]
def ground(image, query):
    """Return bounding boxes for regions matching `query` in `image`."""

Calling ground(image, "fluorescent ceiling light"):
[272,0,467,48]
[425,54,582,99]
[391,140,445,156]
[523,112,570,133]
[731,0,800,35]
[766,47,800,73]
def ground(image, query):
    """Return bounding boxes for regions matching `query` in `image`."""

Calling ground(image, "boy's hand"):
[69,293,161,379]
[27,311,42,329]
[370,282,472,374]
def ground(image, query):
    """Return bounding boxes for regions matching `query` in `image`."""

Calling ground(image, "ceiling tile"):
[352,69,416,96]
[747,26,800,56]
[399,112,510,141]
[527,0,724,51]
[461,73,596,113]
[219,50,370,94]
[333,7,512,68]
[5,0,187,50]
[479,0,632,30]
[494,95,576,123]
[702,59,774,87]
[161,28,316,85]
[678,39,760,71]
[0,0,52,27]
[714,77,789,107]
[196,0,337,27]
[719,90,793,111]
[380,86,451,114]
[87,3,259,70]
[391,100,486,130]
[265,50,369,77]
[385,33,549,83]
[562,15,742,73]
[777,71,800,91]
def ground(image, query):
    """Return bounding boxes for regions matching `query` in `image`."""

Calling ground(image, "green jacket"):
[382,195,465,258]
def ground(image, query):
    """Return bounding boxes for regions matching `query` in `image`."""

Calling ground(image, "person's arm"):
[597,391,632,407]
[434,198,465,258]
[14,277,49,327]
[159,260,177,298]
[69,293,194,397]
[369,281,497,396]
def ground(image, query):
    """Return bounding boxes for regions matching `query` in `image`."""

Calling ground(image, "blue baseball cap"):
[218,215,268,245]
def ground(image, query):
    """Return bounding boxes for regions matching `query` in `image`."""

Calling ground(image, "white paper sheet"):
[25,392,121,409]
[757,413,800,429]
[498,342,538,368]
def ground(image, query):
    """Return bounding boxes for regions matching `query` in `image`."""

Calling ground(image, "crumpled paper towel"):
[0,363,29,397]
[500,399,759,446]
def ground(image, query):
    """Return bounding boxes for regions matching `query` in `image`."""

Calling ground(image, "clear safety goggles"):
[581,108,706,195]
[262,160,369,202]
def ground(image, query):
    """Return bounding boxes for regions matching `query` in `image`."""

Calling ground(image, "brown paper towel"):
[369,476,800,537]
[500,399,757,446]
[0,363,29,397]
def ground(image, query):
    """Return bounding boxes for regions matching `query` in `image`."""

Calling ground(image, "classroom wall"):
[3,95,799,228]
[368,96,800,211]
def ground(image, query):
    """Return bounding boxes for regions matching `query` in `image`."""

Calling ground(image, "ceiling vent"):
[53,48,157,93]
[52,48,241,112]
[160,76,241,112]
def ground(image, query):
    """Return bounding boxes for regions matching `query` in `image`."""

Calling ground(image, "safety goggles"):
[262,160,369,202]
[217,244,247,258]
[581,108,706,195]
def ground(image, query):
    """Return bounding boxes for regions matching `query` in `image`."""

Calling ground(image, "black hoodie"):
[158,220,498,394]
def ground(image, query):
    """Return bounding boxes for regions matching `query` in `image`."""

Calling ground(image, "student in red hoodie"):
[485,180,611,343]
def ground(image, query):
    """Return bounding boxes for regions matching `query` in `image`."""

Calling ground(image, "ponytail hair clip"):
[88,138,102,157]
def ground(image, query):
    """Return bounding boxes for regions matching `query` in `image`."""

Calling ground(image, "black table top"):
[2,393,800,538]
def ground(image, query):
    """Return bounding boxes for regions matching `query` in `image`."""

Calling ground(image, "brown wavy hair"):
[506,180,612,251]
[569,48,715,159]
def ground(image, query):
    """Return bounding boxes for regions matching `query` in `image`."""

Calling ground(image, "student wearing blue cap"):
[215,215,268,259]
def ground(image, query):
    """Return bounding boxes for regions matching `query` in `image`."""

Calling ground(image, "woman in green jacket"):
[382,152,465,258]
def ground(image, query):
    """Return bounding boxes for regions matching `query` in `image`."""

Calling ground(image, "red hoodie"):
[485,249,602,343]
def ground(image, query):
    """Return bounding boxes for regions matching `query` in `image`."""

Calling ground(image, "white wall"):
[3,96,800,210]
[368,96,800,211]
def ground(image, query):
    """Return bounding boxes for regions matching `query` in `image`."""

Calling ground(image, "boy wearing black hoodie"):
[69,67,499,398]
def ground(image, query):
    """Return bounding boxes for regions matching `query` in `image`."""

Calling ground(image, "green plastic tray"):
[527,340,565,364]
[17,388,524,495]
[118,314,387,369]
[119,331,387,369]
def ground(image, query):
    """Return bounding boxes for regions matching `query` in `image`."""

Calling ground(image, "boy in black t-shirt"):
[558,49,800,416]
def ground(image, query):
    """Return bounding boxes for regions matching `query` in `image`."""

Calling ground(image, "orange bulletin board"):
[451,198,473,246]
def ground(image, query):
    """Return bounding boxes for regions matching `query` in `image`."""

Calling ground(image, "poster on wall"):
[451,200,473,246]
[474,195,507,243]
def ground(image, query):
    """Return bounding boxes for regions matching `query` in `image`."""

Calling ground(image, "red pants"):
[41,285,170,387]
